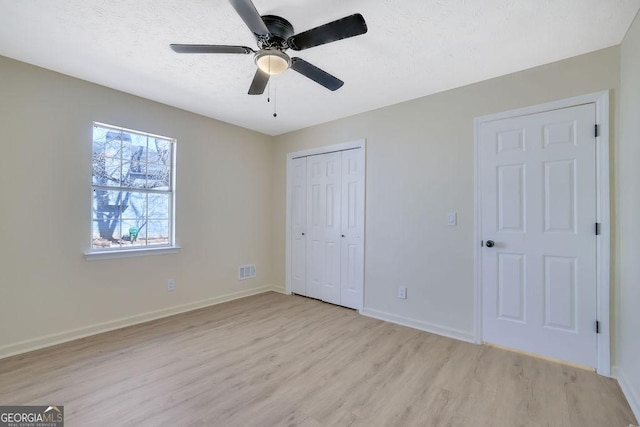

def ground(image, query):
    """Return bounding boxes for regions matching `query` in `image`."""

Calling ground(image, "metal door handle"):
[485,240,495,248]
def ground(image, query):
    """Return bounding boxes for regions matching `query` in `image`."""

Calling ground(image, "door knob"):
[485,240,495,248]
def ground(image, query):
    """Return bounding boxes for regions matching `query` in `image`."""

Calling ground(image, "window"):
[90,123,176,253]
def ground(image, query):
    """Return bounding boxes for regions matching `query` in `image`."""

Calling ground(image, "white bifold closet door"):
[290,149,364,309]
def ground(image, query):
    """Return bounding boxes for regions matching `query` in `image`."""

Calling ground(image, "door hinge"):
[594,124,599,137]
[595,222,601,235]
[596,320,600,334]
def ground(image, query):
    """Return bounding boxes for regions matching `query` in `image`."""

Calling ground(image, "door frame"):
[285,139,367,310]
[473,91,610,376]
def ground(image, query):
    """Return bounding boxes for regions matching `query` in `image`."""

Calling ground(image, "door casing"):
[285,139,366,310]
[473,91,610,376]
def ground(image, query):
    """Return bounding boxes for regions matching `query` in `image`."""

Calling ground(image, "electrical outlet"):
[398,286,407,299]
[167,279,176,292]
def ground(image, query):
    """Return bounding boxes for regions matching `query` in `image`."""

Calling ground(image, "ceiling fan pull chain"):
[273,80,278,118]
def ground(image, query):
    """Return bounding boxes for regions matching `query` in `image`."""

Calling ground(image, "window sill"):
[84,246,181,261]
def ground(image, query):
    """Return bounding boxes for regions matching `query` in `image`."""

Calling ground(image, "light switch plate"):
[447,212,457,226]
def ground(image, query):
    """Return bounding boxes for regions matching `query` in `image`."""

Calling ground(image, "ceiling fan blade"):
[287,14,367,51]
[170,44,254,54]
[290,58,344,91]
[228,0,270,37]
[248,69,270,95]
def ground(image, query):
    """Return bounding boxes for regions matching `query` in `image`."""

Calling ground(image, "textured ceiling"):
[0,0,638,136]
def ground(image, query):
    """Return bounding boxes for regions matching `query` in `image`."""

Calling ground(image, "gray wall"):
[273,47,620,342]
[616,10,640,419]
[0,56,276,356]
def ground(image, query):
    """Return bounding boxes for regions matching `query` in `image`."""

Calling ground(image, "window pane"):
[104,139,122,158]
[93,127,122,159]
[121,192,147,220]
[148,193,169,219]
[121,142,145,188]
[119,132,135,160]
[148,139,171,164]
[121,219,145,247]
[122,140,144,161]
[93,126,108,143]
[127,163,148,188]
[92,189,126,246]
[146,220,170,246]
[146,164,171,190]
[92,220,121,249]
[93,155,122,187]
[130,133,148,152]
[93,126,123,187]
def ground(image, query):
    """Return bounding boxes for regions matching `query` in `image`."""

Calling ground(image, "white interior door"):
[291,157,307,295]
[340,149,365,309]
[306,152,342,305]
[480,103,597,367]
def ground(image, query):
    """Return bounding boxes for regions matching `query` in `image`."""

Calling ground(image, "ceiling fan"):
[170,0,368,95]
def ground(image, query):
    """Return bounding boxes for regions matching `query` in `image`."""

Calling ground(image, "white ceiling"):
[0,1,638,136]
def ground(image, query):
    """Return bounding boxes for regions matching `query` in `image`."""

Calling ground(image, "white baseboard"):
[0,285,282,360]
[268,285,288,295]
[613,366,640,424]
[360,307,475,343]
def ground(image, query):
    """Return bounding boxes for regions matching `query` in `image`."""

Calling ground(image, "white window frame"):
[84,122,179,261]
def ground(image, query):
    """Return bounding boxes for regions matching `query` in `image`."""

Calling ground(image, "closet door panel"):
[306,152,341,303]
[340,149,364,309]
[291,157,307,295]
[306,157,325,300]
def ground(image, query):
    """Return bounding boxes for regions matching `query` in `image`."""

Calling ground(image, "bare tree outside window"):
[91,124,175,250]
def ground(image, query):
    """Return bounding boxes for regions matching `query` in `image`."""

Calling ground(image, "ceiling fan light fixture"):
[255,49,290,75]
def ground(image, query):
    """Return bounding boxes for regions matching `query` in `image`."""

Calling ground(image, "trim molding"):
[360,308,475,343]
[613,366,640,423]
[473,91,611,376]
[269,285,287,295]
[84,246,181,261]
[0,285,282,360]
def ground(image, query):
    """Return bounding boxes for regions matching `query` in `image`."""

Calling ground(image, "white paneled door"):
[289,146,365,310]
[480,104,598,367]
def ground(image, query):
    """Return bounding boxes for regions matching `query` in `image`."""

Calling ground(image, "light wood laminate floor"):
[0,292,636,426]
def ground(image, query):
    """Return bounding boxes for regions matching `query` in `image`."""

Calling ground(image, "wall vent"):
[238,264,256,280]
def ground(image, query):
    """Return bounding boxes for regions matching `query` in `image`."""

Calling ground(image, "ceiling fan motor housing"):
[259,15,294,49]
